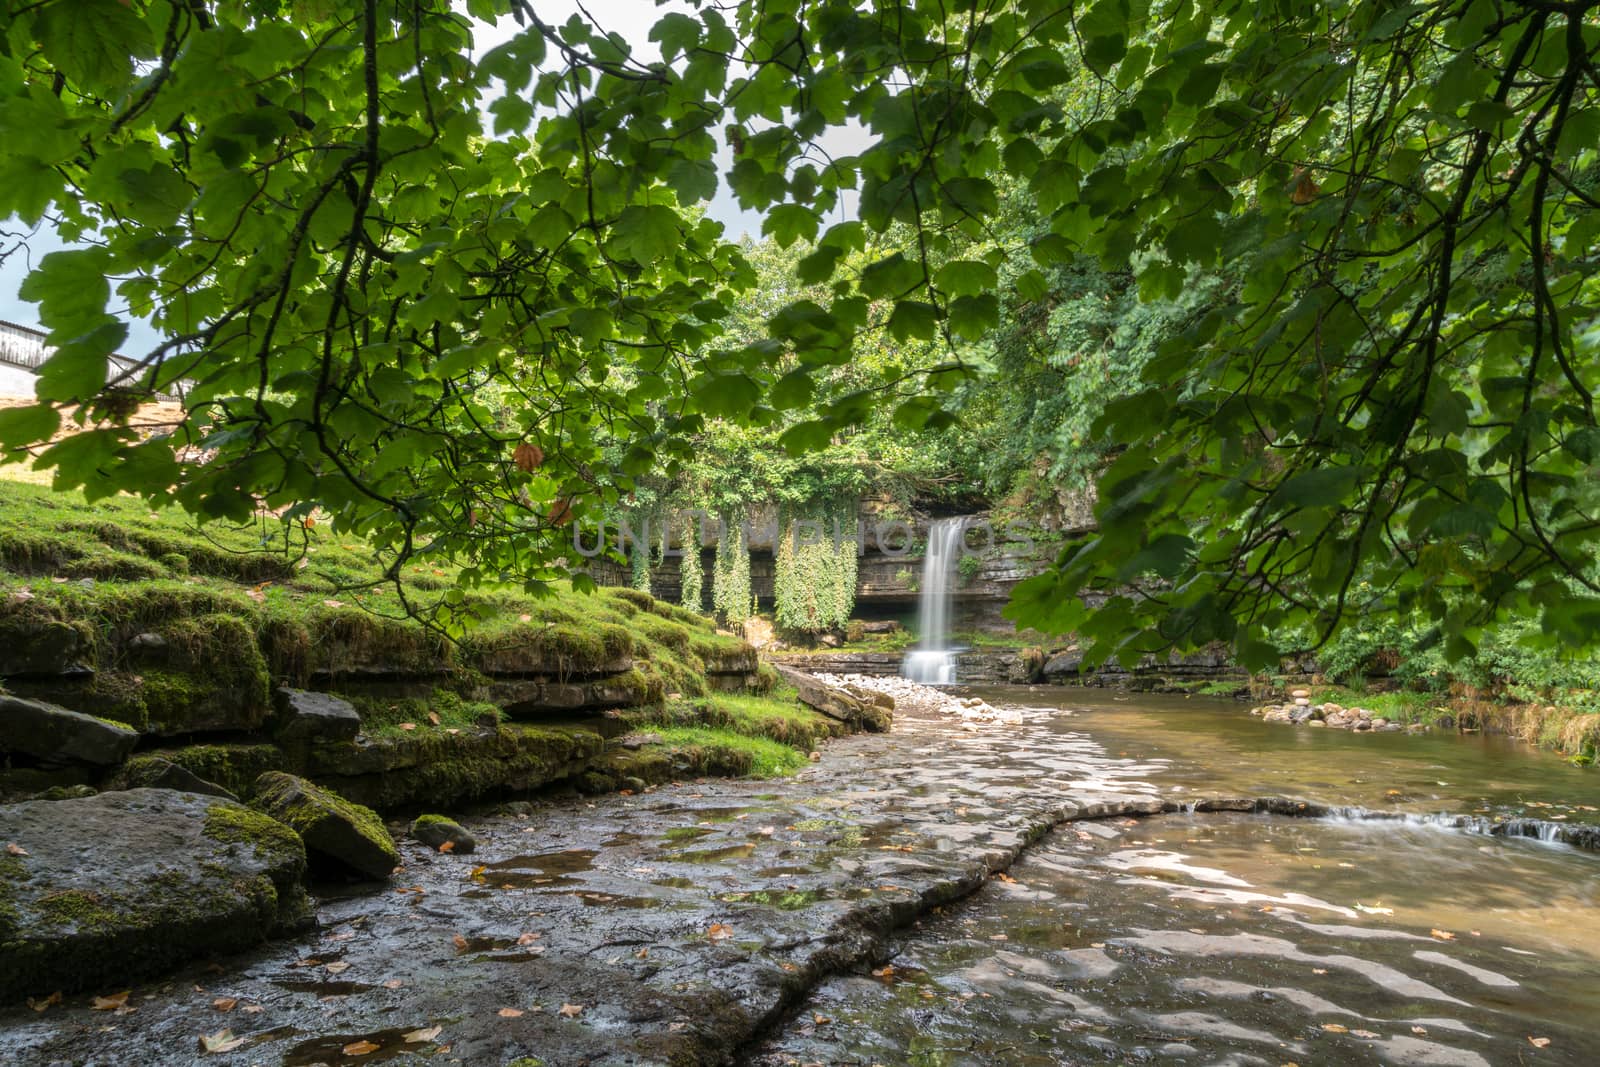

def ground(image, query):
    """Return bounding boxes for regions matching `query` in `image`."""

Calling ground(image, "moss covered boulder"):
[409,814,476,853]
[0,789,310,1003]
[252,771,398,880]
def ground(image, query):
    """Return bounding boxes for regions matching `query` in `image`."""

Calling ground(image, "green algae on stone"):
[252,771,399,880]
[0,789,310,1002]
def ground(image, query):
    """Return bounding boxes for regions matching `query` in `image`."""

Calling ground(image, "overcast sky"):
[0,1,865,353]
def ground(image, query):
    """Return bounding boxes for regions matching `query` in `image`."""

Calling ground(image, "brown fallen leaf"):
[5,842,27,856]
[870,965,895,978]
[383,979,404,990]
[707,923,733,941]
[240,1005,264,1015]
[427,712,441,726]
[439,841,456,853]
[1430,929,1456,941]
[1351,1029,1380,1038]
[27,991,61,1013]
[342,1039,381,1055]
[198,1029,245,1053]
[325,962,350,975]
[812,1013,831,1025]
[323,599,344,608]
[452,934,469,951]
[1411,1026,1428,1035]
[91,991,131,1011]
[516,932,542,945]
[398,722,417,731]
[211,996,237,1012]
[404,1026,443,1043]
[1321,1023,1349,1033]
[558,1003,584,1018]
[498,1007,524,1018]
[1529,1037,1552,1049]
[994,872,1017,884]
[635,947,649,959]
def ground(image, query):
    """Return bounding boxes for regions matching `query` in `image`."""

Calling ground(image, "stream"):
[3,688,1597,1066]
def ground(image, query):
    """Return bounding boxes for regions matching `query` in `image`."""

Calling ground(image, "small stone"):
[409,815,476,854]
[1290,688,1310,699]
[272,689,362,743]
[1293,697,1310,707]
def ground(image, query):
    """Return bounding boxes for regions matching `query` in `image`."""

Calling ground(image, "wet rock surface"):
[0,789,310,1003]
[2,687,1597,1066]
[0,695,1167,1065]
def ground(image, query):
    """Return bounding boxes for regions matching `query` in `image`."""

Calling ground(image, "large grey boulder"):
[273,687,363,742]
[0,789,310,1002]
[252,771,399,880]
[773,664,892,733]
[0,694,138,766]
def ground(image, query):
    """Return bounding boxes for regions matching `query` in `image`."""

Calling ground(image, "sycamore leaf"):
[27,991,61,1013]
[198,1029,245,1053]
[5,842,28,856]
[211,996,236,1012]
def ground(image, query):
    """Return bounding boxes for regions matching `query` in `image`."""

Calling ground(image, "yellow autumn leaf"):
[91,991,130,1011]
[342,1039,381,1055]
[558,1003,584,1018]
[198,1029,245,1053]
[404,1026,442,1043]
[498,1007,524,1018]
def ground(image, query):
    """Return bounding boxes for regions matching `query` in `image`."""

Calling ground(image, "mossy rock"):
[251,771,398,880]
[107,755,239,801]
[0,789,310,1003]
[409,814,476,853]
[156,743,290,799]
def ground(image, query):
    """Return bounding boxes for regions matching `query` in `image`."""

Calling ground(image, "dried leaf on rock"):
[198,1029,245,1053]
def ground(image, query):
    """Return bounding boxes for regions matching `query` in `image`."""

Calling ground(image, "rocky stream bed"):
[3,683,1598,1066]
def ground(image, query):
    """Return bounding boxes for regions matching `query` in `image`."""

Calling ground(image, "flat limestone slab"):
[0,788,310,1003]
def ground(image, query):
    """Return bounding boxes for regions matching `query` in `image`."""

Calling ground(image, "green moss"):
[651,726,807,778]
[203,803,303,861]
[347,688,502,739]
[160,743,288,798]
[0,852,30,940]
[36,888,123,931]
[629,688,843,752]
[255,774,378,837]
[411,813,456,828]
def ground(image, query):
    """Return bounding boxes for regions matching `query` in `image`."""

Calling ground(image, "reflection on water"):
[971,684,1600,822]
[756,813,1600,1066]
[756,688,1600,1067]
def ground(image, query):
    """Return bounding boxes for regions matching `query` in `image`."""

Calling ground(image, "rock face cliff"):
[587,501,1095,635]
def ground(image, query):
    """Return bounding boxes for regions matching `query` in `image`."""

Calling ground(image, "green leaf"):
[33,0,156,91]
[947,294,999,339]
[36,321,127,402]
[18,248,113,334]
[0,403,60,449]
[610,204,682,264]
[887,300,938,341]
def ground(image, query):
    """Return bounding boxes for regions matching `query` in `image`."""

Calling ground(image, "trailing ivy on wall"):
[628,511,653,594]
[679,512,704,613]
[712,513,752,624]
[774,513,859,635]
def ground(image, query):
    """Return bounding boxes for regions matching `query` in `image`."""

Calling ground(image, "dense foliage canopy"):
[1,0,1597,665]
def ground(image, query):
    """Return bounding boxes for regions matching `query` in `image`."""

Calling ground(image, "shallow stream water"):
[3,688,1596,1066]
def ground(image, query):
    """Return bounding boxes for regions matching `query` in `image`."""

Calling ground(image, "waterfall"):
[902,517,969,684]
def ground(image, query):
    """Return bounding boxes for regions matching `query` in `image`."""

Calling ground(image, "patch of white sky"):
[0,0,869,353]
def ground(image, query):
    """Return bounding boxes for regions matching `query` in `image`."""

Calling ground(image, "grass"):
[650,726,808,778]
[1292,683,1600,764]
[632,685,846,754]
[0,479,749,713]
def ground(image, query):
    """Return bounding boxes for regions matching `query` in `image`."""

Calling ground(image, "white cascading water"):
[902,517,969,684]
